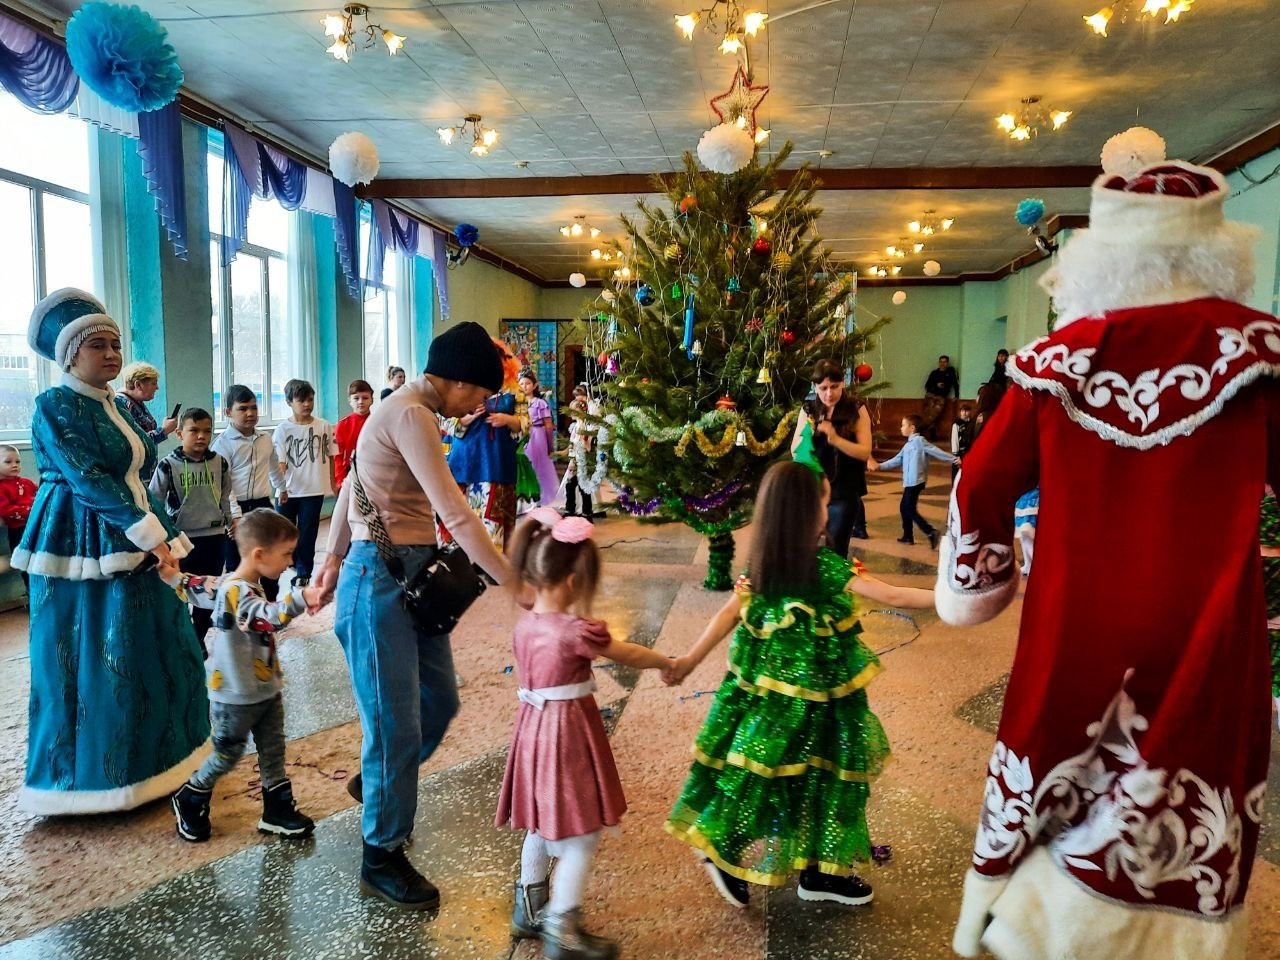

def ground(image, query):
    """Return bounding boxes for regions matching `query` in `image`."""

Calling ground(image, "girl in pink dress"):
[496,507,670,960]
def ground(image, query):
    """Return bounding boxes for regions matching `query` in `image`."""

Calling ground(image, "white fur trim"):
[59,319,118,370]
[964,848,1249,960]
[18,739,211,815]
[13,532,192,580]
[126,512,167,552]
[28,288,107,362]
[953,869,1007,958]
[1089,160,1229,247]
[935,531,1020,626]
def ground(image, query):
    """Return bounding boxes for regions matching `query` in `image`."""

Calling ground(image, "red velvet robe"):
[940,298,1280,959]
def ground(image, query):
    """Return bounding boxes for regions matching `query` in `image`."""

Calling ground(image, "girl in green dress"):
[664,459,933,908]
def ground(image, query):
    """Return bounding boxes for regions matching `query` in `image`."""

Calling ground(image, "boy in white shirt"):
[212,384,285,599]
[273,379,336,587]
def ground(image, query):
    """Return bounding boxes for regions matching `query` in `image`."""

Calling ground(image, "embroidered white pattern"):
[974,673,1265,917]
[945,487,1014,592]
[1012,318,1280,449]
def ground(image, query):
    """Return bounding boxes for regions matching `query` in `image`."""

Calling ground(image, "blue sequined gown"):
[13,374,210,814]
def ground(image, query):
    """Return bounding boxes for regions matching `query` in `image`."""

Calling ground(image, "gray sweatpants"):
[189,694,287,791]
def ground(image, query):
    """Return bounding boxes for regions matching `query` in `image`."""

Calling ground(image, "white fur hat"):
[28,288,118,369]
[1088,160,1229,247]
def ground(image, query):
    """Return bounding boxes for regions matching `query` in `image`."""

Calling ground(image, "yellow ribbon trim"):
[692,743,890,783]
[737,597,860,640]
[664,821,874,886]
[728,659,883,702]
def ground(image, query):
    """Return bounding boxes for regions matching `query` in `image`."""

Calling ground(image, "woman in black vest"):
[791,359,874,556]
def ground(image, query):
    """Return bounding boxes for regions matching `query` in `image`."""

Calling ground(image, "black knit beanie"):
[424,321,504,394]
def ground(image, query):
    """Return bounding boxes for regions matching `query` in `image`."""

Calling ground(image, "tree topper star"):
[709,66,769,134]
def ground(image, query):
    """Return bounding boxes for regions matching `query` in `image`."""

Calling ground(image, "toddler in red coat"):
[0,444,36,587]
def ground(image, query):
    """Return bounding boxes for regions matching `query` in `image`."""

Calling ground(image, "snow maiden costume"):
[14,290,209,815]
[937,130,1279,960]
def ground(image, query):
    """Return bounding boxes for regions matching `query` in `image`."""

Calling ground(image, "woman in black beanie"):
[316,321,514,911]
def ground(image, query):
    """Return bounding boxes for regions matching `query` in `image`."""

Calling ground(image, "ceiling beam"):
[361,166,1102,200]
[1206,120,1280,175]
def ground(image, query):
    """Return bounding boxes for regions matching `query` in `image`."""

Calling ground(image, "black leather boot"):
[541,909,618,960]
[360,842,440,910]
[511,879,549,938]
[258,780,314,838]
[171,782,212,843]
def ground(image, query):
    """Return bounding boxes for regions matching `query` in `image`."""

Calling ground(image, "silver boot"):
[511,879,549,938]
[541,908,619,960]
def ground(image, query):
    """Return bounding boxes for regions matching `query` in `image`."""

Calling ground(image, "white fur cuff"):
[934,531,1021,626]
[125,513,168,552]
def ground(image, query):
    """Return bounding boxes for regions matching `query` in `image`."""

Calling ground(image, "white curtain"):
[288,210,320,386]
[394,254,415,372]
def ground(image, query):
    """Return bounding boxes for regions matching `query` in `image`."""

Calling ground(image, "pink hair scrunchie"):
[527,507,594,543]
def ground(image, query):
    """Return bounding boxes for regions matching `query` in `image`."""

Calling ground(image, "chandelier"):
[559,216,602,239]
[886,238,925,259]
[996,96,1072,142]
[320,4,405,62]
[436,114,499,156]
[864,263,901,279]
[675,1,767,55]
[1084,0,1194,36]
[907,210,954,236]
[591,246,623,263]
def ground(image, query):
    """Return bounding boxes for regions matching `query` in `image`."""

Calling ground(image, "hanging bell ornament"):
[735,430,747,447]
[670,282,683,299]
[727,277,742,293]
[751,236,772,257]
[772,250,792,270]
[691,339,703,357]
[834,303,847,319]
[756,366,772,385]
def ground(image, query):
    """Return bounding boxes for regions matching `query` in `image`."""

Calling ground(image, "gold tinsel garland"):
[672,410,798,459]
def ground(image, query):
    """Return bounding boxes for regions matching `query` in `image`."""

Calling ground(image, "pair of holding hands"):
[461,404,521,432]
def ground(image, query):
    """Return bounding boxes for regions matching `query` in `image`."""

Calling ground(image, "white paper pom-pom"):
[892,290,907,305]
[923,260,941,277]
[697,123,755,175]
[601,289,616,303]
[569,272,586,288]
[1100,126,1166,179]
[329,132,380,186]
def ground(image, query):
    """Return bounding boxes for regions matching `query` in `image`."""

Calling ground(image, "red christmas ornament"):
[751,236,772,256]
[854,362,874,382]
[679,194,698,215]
[715,395,737,411]
[780,328,796,345]
[745,316,763,333]
[597,351,609,365]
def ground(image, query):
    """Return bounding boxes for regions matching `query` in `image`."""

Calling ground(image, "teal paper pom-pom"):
[66,3,183,113]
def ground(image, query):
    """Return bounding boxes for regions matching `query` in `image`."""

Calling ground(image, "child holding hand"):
[664,460,933,910]
[0,444,36,586]
[869,414,957,548]
[496,507,670,960]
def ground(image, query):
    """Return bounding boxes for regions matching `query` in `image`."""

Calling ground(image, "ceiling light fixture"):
[996,96,1072,142]
[437,114,499,156]
[674,1,767,53]
[1084,0,1194,37]
[320,4,405,62]
[559,215,602,239]
[886,238,926,258]
[906,210,955,236]
[865,263,901,279]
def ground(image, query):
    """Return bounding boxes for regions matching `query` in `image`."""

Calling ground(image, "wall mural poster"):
[499,320,558,421]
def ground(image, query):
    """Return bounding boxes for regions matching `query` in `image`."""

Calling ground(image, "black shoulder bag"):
[349,457,487,636]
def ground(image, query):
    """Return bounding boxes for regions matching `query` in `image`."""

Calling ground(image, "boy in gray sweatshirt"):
[165,509,324,842]
[150,408,235,652]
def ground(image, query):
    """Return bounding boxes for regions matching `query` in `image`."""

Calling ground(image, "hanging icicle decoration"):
[683,292,697,359]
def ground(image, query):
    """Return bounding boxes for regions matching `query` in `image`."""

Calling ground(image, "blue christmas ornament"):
[65,2,184,112]
[727,277,741,293]
[1014,198,1046,227]
[683,293,696,359]
[454,223,480,247]
[635,284,656,306]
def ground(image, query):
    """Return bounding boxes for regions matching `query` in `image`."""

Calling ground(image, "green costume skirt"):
[515,437,541,503]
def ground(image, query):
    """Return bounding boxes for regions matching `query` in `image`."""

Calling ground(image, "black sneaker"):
[797,867,873,905]
[361,842,440,910]
[927,530,940,550]
[700,856,749,908]
[172,782,212,843]
[258,780,314,838]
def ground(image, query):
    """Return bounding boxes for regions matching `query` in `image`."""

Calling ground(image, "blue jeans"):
[335,540,459,849]
[825,497,866,558]
[278,495,323,579]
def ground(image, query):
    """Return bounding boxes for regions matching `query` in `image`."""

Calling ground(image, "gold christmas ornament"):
[664,242,683,262]
[772,250,792,270]
[756,366,772,384]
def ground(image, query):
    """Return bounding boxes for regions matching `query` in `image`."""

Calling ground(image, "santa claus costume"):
[939,128,1278,960]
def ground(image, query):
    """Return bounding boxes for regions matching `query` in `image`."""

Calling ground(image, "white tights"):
[520,829,601,915]
[1018,527,1035,575]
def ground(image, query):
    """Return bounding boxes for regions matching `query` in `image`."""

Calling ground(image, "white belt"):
[517,678,597,710]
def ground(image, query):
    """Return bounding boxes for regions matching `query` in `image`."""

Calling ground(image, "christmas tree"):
[590,142,887,589]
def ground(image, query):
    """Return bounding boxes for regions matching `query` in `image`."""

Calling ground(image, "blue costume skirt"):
[22,571,210,815]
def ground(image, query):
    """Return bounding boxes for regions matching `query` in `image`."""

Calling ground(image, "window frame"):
[0,163,94,443]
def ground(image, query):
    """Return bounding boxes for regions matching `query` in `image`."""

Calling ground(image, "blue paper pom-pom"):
[66,2,184,113]
[454,223,480,247]
[1014,198,1046,227]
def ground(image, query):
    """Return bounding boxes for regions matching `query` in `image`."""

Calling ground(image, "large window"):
[360,213,402,385]
[0,94,95,436]
[208,134,293,421]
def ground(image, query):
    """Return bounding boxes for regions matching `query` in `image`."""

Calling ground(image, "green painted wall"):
[434,257,541,334]
[1225,146,1280,317]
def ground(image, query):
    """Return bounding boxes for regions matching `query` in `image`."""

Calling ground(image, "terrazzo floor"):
[0,466,1277,959]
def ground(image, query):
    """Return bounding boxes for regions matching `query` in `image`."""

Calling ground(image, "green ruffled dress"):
[1261,492,1280,698]
[666,548,889,884]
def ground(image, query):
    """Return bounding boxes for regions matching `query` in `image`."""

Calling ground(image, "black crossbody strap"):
[349,454,408,581]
